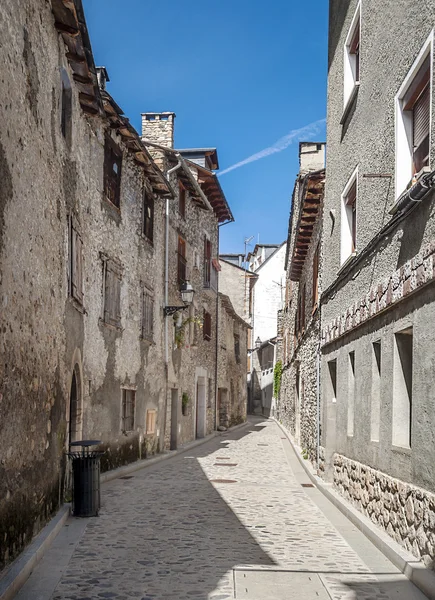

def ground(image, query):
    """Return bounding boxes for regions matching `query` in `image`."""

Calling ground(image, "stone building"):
[0,0,171,567]
[141,115,234,448]
[278,143,325,464]
[322,0,435,566]
[217,293,250,427]
[0,0,234,570]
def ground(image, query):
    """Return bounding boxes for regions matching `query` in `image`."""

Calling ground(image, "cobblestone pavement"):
[16,419,428,600]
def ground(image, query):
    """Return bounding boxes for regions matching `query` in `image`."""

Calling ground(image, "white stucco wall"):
[252,244,286,344]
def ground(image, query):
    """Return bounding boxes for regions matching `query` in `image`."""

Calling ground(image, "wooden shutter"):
[312,244,319,309]
[413,84,430,148]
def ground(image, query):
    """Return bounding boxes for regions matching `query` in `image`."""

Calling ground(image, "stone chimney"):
[141,112,176,149]
[96,66,110,91]
[299,142,325,174]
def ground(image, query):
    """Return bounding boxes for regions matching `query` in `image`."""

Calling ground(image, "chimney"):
[141,112,176,149]
[299,142,325,174]
[96,66,110,91]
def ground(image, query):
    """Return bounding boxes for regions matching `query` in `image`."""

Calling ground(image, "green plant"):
[302,448,309,460]
[182,392,189,416]
[273,360,283,398]
[174,315,203,349]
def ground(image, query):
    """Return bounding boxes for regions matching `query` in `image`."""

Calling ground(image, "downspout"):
[162,157,182,451]
[316,340,321,471]
[164,157,183,366]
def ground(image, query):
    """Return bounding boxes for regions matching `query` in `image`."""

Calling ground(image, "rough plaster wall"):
[252,245,286,343]
[278,169,323,464]
[0,0,73,568]
[219,261,249,321]
[165,169,219,446]
[322,0,435,495]
[217,299,248,426]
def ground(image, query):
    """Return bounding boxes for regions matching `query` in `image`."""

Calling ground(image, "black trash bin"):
[68,440,103,517]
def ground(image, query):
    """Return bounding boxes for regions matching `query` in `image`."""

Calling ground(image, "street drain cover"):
[257,443,269,446]
[210,479,237,484]
[119,476,134,480]
[301,483,314,488]
[234,570,330,599]
[214,463,238,467]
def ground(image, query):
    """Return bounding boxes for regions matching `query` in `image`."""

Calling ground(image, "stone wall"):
[333,454,435,568]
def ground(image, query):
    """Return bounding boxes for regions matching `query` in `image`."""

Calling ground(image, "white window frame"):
[340,166,358,265]
[395,31,433,199]
[343,1,361,112]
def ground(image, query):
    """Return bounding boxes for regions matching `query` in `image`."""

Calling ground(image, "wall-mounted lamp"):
[248,337,262,353]
[163,281,195,316]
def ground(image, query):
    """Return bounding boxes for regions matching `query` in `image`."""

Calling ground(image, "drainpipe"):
[164,157,183,366]
[161,157,182,452]
[316,340,321,471]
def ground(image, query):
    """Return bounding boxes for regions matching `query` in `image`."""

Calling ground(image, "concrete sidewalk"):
[12,418,430,599]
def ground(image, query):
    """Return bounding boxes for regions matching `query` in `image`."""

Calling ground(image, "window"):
[328,359,337,402]
[396,36,432,197]
[68,215,83,305]
[203,236,212,287]
[371,340,381,442]
[104,136,122,208]
[347,351,355,436]
[234,334,240,364]
[177,235,187,286]
[146,409,156,434]
[121,389,135,432]
[102,257,122,328]
[312,244,319,310]
[178,180,186,218]
[143,191,154,242]
[393,327,413,448]
[203,310,212,341]
[343,2,361,110]
[341,169,358,264]
[141,286,154,341]
[60,69,72,146]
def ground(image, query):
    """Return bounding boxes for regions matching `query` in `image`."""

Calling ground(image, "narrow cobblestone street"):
[17,419,428,600]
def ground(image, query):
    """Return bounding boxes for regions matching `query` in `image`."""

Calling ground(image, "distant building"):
[278,142,325,464]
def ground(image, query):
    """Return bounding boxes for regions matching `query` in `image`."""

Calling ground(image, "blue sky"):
[83,0,328,254]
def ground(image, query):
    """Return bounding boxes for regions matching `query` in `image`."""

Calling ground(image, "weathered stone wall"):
[217,294,248,427]
[218,260,250,321]
[333,454,435,568]
[165,165,220,445]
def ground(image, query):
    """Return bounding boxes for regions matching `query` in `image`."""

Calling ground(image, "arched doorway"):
[69,364,82,446]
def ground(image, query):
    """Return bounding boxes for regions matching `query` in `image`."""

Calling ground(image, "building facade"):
[322,0,435,567]
[0,0,234,569]
[278,143,325,464]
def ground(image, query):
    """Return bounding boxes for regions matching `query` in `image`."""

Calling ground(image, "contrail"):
[218,117,326,176]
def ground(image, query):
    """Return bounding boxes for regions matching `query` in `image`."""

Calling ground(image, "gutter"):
[322,169,435,302]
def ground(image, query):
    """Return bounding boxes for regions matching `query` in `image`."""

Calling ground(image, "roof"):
[219,293,252,329]
[290,169,325,281]
[52,0,171,197]
[177,148,219,170]
[219,257,259,276]
[250,242,286,273]
[188,161,234,224]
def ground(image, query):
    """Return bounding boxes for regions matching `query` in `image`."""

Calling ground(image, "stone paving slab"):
[14,419,429,600]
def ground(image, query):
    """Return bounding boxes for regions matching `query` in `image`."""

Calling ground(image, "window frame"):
[121,388,136,433]
[146,409,157,435]
[141,285,154,342]
[68,214,83,306]
[203,236,212,287]
[395,33,433,199]
[178,180,186,218]
[203,310,212,341]
[343,2,361,113]
[340,167,358,265]
[142,190,154,243]
[312,243,319,312]
[104,135,122,209]
[101,256,122,329]
[177,235,187,287]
